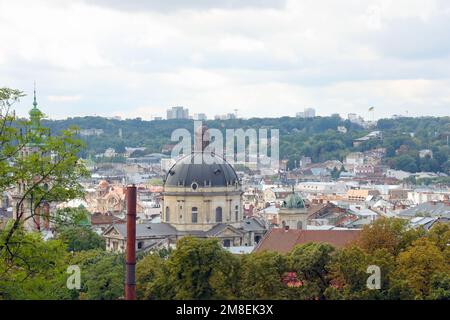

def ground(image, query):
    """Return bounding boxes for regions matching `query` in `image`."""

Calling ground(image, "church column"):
[204,200,211,223]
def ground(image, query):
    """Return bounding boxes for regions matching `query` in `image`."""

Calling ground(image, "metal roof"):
[164,152,239,188]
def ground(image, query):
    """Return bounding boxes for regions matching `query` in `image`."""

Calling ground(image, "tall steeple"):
[29,82,43,130]
[33,81,38,108]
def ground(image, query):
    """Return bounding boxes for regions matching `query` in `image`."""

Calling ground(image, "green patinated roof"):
[29,89,43,120]
[282,192,306,209]
[29,106,42,117]
[27,86,47,147]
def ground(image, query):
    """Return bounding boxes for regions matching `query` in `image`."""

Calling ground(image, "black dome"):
[164,152,239,188]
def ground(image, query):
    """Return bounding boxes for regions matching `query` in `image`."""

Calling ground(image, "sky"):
[1,0,450,120]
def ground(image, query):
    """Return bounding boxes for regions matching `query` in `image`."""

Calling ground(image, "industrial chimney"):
[125,185,137,300]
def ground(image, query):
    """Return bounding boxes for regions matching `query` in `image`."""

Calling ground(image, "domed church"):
[104,126,267,252]
[163,152,242,233]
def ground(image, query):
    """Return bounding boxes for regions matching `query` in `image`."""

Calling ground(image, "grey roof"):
[242,217,267,232]
[115,222,178,239]
[205,223,244,237]
[205,223,230,236]
[108,219,266,240]
[164,152,239,188]
[409,217,439,230]
[399,202,450,218]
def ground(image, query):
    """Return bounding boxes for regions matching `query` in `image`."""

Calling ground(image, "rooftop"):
[254,228,361,253]
[399,201,450,218]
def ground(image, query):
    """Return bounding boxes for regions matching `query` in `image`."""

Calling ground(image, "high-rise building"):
[167,106,189,120]
[296,107,316,118]
[304,108,316,118]
[214,113,237,120]
[194,113,207,121]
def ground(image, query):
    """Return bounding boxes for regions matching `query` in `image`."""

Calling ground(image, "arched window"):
[215,207,223,222]
[165,207,170,222]
[192,207,198,223]
[235,205,239,221]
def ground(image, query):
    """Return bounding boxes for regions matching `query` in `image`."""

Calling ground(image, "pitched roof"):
[254,228,361,253]
[205,223,243,237]
[242,216,266,232]
[90,213,125,225]
[399,201,450,218]
[106,222,178,239]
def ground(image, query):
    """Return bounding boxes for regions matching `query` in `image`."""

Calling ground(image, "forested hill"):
[42,116,450,173]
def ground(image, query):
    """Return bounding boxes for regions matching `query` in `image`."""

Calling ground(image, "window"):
[165,206,170,222]
[192,207,198,223]
[215,207,223,222]
[223,239,231,247]
[137,241,143,249]
[235,205,239,221]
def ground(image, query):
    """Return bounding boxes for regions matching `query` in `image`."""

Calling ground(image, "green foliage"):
[53,207,91,229]
[327,221,450,300]
[57,226,105,252]
[130,149,148,158]
[405,176,450,187]
[1,219,449,300]
[165,237,240,299]
[42,115,450,173]
[53,207,105,252]
[136,253,173,300]
[239,251,289,299]
[0,230,71,300]
[427,272,450,300]
[389,238,449,299]
[357,218,422,255]
[0,88,89,275]
[390,155,418,172]
[288,243,335,299]
[135,237,241,300]
[67,249,124,300]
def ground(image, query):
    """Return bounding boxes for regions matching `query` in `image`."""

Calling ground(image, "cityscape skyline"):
[1,0,450,120]
[1,0,449,306]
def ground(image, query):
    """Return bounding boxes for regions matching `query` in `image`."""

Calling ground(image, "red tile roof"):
[254,228,361,253]
[90,213,125,225]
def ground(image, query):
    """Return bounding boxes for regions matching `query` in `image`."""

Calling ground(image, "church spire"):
[33,81,38,108]
[29,82,43,131]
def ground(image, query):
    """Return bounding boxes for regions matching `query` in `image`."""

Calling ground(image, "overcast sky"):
[1,0,450,120]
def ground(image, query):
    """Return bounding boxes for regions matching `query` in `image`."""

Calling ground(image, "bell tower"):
[278,191,308,230]
[13,84,51,232]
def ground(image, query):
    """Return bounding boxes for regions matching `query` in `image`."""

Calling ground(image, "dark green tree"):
[239,251,289,299]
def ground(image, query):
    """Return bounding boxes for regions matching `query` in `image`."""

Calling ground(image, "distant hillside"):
[42,116,450,173]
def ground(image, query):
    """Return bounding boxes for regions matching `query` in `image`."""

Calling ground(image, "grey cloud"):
[372,14,450,60]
